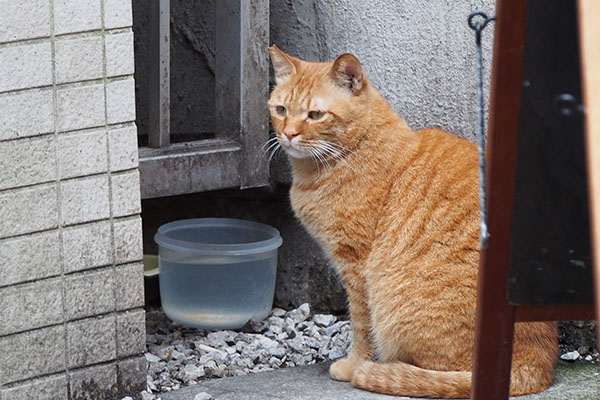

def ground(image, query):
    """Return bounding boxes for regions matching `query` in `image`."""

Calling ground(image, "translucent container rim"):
[154,218,283,256]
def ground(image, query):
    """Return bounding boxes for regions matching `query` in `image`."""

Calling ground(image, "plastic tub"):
[154,218,283,330]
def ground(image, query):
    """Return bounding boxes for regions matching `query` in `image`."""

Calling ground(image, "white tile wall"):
[105,31,135,77]
[60,175,110,226]
[54,0,102,35]
[113,217,143,264]
[55,36,104,83]
[0,136,56,190]
[0,0,51,44]
[56,84,105,132]
[0,42,53,93]
[62,221,113,273]
[0,184,59,238]
[0,230,61,286]
[106,78,136,124]
[111,170,141,218]
[0,374,68,400]
[0,1,143,396]
[58,128,108,179]
[108,125,139,171]
[0,89,55,141]
[104,0,133,29]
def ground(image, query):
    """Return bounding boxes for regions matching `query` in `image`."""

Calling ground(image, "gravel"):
[122,304,599,400]
[132,303,351,399]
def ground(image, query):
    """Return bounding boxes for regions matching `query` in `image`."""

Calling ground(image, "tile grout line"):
[0,166,139,196]
[100,0,122,377]
[0,307,144,341]
[47,0,71,396]
[0,258,144,292]
[1,353,145,390]
[0,212,141,243]
[0,119,136,146]
[0,74,134,97]
[0,26,131,48]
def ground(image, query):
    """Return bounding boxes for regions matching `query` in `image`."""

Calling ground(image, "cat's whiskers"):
[322,140,368,164]
[301,140,335,177]
[256,136,279,167]
[305,146,322,177]
[316,140,364,175]
[316,140,349,165]
[314,146,335,176]
[317,145,349,172]
[257,136,282,177]
[266,145,283,177]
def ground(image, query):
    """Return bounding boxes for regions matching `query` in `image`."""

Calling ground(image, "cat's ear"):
[329,53,365,95]
[269,45,297,84]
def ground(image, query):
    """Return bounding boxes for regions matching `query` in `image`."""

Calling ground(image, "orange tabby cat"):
[267,45,558,398]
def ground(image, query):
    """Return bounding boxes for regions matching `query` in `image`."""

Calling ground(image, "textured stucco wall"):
[0,1,145,398]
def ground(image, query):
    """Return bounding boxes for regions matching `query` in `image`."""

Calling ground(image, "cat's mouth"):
[279,136,313,159]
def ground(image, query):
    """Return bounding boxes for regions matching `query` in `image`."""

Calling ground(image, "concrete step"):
[159,361,599,400]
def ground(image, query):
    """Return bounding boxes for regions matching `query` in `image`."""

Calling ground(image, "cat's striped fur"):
[267,46,557,398]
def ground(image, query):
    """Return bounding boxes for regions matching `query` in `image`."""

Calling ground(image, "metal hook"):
[468,10,495,249]
[468,11,496,32]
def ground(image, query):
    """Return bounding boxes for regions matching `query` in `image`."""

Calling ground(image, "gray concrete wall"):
[0,1,146,398]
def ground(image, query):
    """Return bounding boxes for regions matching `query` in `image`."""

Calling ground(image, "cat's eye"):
[308,110,325,120]
[275,106,287,116]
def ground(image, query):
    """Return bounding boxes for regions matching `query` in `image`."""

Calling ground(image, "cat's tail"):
[351,361,471,399]
[352,359,554,399]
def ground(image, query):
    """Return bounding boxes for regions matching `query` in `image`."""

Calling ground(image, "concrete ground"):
[160,360,599,400]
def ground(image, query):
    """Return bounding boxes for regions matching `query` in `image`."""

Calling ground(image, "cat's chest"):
[289,184,338,243]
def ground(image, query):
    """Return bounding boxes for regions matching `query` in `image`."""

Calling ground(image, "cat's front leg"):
[330,269,374,382]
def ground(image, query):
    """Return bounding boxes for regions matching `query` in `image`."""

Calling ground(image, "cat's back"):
[389,127,479,209]
[376,127,481,269]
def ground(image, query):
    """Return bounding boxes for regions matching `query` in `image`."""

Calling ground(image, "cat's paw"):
[329,358,355,382]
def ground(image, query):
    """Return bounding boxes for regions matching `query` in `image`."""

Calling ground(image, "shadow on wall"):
[141,185,347,314]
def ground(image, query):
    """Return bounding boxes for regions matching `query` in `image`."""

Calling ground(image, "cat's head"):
[268,45,372,160]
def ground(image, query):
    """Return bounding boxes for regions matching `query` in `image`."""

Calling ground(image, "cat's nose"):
[283,129,300,141]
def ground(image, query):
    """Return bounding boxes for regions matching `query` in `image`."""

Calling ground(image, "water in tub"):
[159,251,277,329]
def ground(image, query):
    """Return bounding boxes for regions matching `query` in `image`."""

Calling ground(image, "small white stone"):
[313,314,337,327]
[328,347,346,360]
[271,308,286,317]
[324,321,346,336]
[269,356,283,368]
[288,303,311,323]
[194,393,214,400]
[145,352,161,363]
[140,391,156,400]
[560,350,580,361]
[268,346,287,358]
[195,343,225,354]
